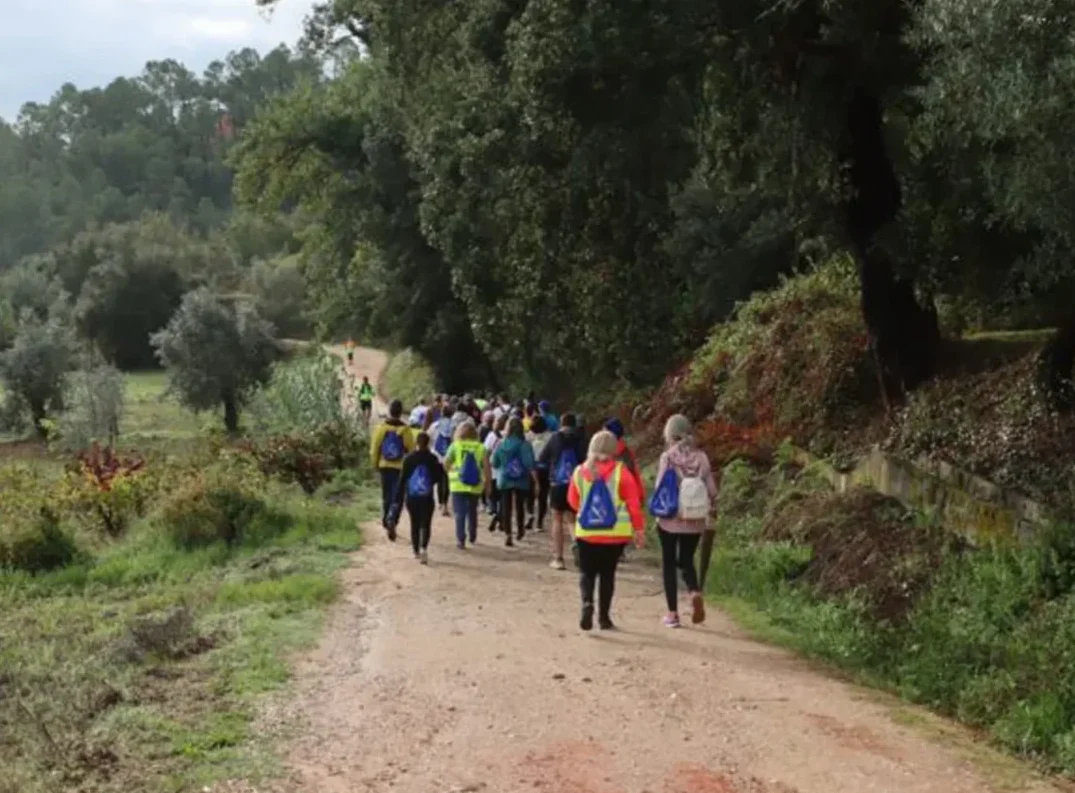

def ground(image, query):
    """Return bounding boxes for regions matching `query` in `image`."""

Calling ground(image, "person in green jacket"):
[443,421,492,550]
[358,376,375,424]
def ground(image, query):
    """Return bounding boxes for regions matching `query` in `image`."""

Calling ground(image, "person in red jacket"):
[567,430,646,631]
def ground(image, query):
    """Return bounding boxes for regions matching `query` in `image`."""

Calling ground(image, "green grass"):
[121,371,210,443]
[0,473,375,793]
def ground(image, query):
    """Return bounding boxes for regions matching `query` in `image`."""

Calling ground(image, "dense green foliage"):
[236,0,1075,400]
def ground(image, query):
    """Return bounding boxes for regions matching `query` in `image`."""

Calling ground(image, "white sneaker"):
[549,558,566,571]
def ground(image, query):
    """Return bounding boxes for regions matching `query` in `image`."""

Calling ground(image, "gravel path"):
[257,347,1061,793]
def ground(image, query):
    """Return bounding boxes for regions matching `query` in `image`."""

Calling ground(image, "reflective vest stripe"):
[573,463,633,541]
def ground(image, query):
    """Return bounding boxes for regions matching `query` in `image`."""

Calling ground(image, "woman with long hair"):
[491,417,538,547]
[443,420,492,549]
[566,430,645,631]
[652,414,719,628]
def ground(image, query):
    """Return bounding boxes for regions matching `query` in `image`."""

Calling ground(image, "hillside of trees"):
[233,0,1074,405]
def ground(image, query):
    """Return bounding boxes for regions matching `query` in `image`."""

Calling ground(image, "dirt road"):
[269,348,1058,793]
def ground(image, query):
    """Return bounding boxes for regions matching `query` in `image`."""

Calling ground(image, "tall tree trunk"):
[1038,310,1075,411]
[844,86,938,402]
[223,394,240,435]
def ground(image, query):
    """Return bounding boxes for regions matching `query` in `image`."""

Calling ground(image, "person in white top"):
[483,414,507,530]
[429,405,456,516]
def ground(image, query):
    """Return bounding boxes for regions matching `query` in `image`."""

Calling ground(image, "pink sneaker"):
[662,613,681,629]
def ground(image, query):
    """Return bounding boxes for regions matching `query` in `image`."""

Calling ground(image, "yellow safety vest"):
[573,463,633,541]
[447,440,486,494]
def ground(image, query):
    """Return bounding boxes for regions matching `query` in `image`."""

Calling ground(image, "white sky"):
[0,0,315,122]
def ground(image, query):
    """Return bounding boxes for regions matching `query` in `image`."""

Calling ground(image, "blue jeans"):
[452,492,479,545]
[379,468,400,525]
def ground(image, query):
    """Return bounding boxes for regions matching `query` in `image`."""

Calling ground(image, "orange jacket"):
[567,459,645,543]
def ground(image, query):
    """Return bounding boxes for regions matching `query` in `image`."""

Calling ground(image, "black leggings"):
[407,497,434,553]
[526,468,551,529]
[436,469,449,507]
[500,488,527,539]
[577,540,623,619]
[658,529,701,613]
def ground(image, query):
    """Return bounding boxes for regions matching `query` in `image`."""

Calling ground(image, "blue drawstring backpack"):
[578,467,617,530]
[505,452,527,480]
[649,468,680,518]
[459,450,482,487]
[434,431,451,457]
[408,464,433,498]
[552,446,578,486]
[380,429,404,462]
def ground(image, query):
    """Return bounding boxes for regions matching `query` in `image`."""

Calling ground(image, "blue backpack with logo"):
[578,467,617,530]
[459,449,482,487]
[552,446,578,486]
[407,464,433,498]
[380,429,404,462]
[505,452,527,480]
[434,430,452,457]
[649,468,680,518]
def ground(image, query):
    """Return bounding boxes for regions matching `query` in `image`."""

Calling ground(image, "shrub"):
[64,445,147,538]
[157,455,285,549]
[245,433,331,495]
[0,467,78,573]
[246,353,352,436]
[381,348,438,408]
[667,255,876,465]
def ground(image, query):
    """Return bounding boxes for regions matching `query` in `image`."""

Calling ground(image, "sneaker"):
[549,558,566,571]
[441,506,451,518]
[599,616,615,631]
[413,551,421,560]
[663,613,681,629]
[580,603,594,632]
[469,533,478,545]
[386,527,397,542]
[420,550,429,565]
[456,542,466,551]
[505,536,514,548]
[525,515,535,531]
[691,593,706,625]
[517,527,526,541]
[488,518,499,533]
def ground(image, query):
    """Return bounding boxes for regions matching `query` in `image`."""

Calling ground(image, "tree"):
[0,311,77,438]
[151,289,277,433]
[247,255,309,339]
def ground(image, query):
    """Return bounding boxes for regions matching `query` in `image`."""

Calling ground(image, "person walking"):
[567,430,645,631]
[369,399,415,539]
[392,432,443,564]
[538,400,560,432]
[491,417,538,547]
[649,414,719,628]
[430,405,457,517]
[357,376,376,425]
[484,414,507,531]
[526,415,553,532]
[605,418,643,563]
[538,413,587,570]
[444,421,491,549]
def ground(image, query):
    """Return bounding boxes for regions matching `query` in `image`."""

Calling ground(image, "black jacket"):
[393,449,444,506]
[538,428,587,482]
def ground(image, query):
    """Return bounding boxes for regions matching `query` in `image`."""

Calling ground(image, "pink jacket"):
[655,442,718,534]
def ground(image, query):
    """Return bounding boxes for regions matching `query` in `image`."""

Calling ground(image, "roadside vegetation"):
[0,351,376,792]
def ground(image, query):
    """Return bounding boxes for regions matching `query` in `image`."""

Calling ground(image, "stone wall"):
[791,446,1049,544]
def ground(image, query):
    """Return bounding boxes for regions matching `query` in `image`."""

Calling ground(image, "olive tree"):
[151,289,277,433]
[0,311,78,438]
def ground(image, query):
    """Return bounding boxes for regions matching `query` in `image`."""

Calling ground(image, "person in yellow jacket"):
[443,420,492,550]
[370,399,415,537]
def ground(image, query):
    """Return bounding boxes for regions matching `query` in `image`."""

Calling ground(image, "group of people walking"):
[367,389,719,632]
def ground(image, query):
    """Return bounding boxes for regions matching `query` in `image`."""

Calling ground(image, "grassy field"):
[0,363,378,792]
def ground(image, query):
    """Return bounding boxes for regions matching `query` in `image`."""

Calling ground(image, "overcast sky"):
[0,0,314,122]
